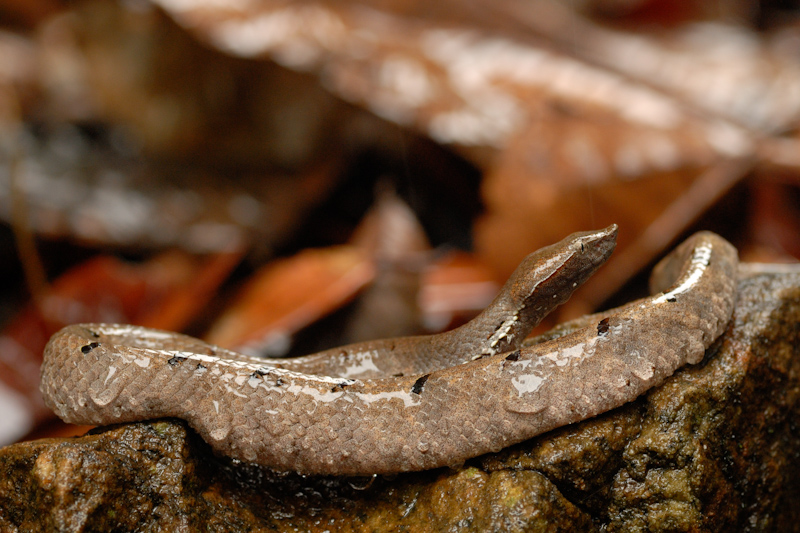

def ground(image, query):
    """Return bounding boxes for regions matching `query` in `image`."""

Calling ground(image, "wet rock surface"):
[1,269,799,532]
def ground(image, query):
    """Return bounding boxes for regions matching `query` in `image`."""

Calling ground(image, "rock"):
[1,268,799,532]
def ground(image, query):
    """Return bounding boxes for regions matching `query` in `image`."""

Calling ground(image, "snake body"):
[40,227,738,475]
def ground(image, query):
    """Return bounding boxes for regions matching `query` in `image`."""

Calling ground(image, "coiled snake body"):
[40,226,738,475]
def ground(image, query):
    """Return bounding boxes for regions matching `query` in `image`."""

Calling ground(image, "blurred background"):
[0,0,798,446]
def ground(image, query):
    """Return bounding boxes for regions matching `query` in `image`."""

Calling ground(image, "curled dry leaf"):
[149,0,797,159]
[335,187,431,345]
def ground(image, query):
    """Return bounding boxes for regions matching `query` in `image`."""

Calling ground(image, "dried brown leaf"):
[205,246,375,354]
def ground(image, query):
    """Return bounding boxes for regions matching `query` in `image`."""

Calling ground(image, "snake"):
[39,226,738,475]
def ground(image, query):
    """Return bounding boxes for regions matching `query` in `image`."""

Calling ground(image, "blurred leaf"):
[206,246,375,354]
[419,251,499,332]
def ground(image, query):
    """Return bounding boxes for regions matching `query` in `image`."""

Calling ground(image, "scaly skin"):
[39,228,738,475]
